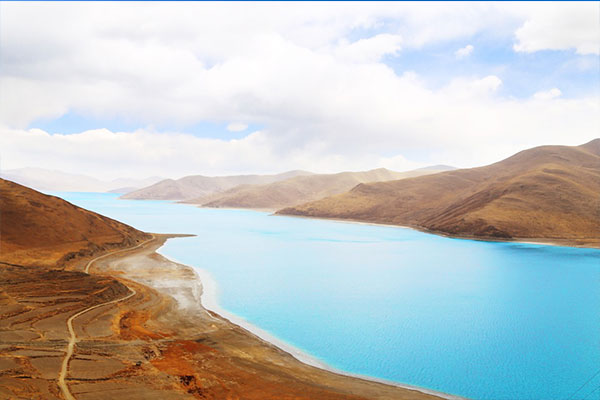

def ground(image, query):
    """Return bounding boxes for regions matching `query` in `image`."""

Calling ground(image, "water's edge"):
[156,245,466,400]
[272,213,600,249]
[52,193,599,399]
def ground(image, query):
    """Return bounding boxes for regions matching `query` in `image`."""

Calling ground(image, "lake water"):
[55,192,600,400]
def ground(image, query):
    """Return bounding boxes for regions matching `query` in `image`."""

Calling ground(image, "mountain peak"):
[278,142,600,244]
[580,138,600,155]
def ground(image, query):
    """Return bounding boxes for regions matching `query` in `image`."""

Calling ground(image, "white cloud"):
[0,126,423,179]
[533,88,562,100]
[1,75,597,179]
[455,44,474,59]
[227,122,248,132]
[334,34,403,63]
[512,3,600,55]
[0,2,598,178]
[442,75,503,100]
[473,75,503,92]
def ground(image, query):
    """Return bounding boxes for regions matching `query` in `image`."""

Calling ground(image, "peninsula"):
[278,140,600,247]
[0,178,444,399]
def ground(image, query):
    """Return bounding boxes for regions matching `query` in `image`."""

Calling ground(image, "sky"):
[0,1,599,179]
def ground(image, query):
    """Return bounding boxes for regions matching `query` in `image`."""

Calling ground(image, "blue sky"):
[1,2,598,179]
[28,36,599,140]
[386,38,600,99]
[31,113,261,140]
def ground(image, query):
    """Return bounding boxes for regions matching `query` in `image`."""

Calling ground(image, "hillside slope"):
[278,140,600,244]
[0,178,150,267]
[0,182,439,400]
[186,167,453,210]
[121,170,312,200]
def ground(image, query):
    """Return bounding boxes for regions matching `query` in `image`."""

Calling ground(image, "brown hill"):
[185,167,453,210]
[121,170,312,201]
[278,140,600,244]
[0,181,440,400]
[0,178,150,268]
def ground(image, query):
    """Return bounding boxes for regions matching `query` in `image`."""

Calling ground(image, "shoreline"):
[271,213,600,249]
[134,200,599,249]
[155,243,465,400]
[156,251,331,369]
[174,202,600,249]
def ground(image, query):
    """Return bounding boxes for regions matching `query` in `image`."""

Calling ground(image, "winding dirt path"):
[84,236,155,274]
[58,236,155,400]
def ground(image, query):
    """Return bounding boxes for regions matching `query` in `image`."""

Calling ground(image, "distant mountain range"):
[0,167,162,193]
[121,170,313,200]
[278,139,600,245]
[183,166,455,210]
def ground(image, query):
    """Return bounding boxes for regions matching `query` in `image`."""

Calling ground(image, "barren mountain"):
[0,178,151,268]
[121,170,312,200]
[278,140,600,245]
[185,167,454,210]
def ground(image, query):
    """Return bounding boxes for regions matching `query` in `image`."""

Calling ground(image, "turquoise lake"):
[55,192,600,400]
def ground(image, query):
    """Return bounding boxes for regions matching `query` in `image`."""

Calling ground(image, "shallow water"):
[55,192,600,400]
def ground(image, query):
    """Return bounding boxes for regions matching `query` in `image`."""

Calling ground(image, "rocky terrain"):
[278,140,600,246]
[0,180,444,399]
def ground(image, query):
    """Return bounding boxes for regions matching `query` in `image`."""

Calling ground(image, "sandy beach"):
[155,247,466,400]
[104,233,459,399]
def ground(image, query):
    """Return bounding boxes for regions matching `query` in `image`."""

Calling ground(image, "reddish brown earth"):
[0,179,151,268]
[0,180,444,399]
[278,140,600,247]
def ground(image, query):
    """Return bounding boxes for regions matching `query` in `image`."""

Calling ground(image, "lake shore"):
[155,247,466,400]
[271,212,600,249]
[188,204,599,249]
[0,232,453,399]
[93,233,457,400]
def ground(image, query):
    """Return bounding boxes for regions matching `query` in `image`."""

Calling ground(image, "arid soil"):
[1,179,446,399]
[0,179,151,268]
[0,235,447,400]
[278,139,600,247]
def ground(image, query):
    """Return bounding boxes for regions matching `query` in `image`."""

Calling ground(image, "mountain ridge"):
[121,170,313,200]
[0,178,151,268]
[277,140,600,246]
[186,166,454,210]
[0,167,162,193]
